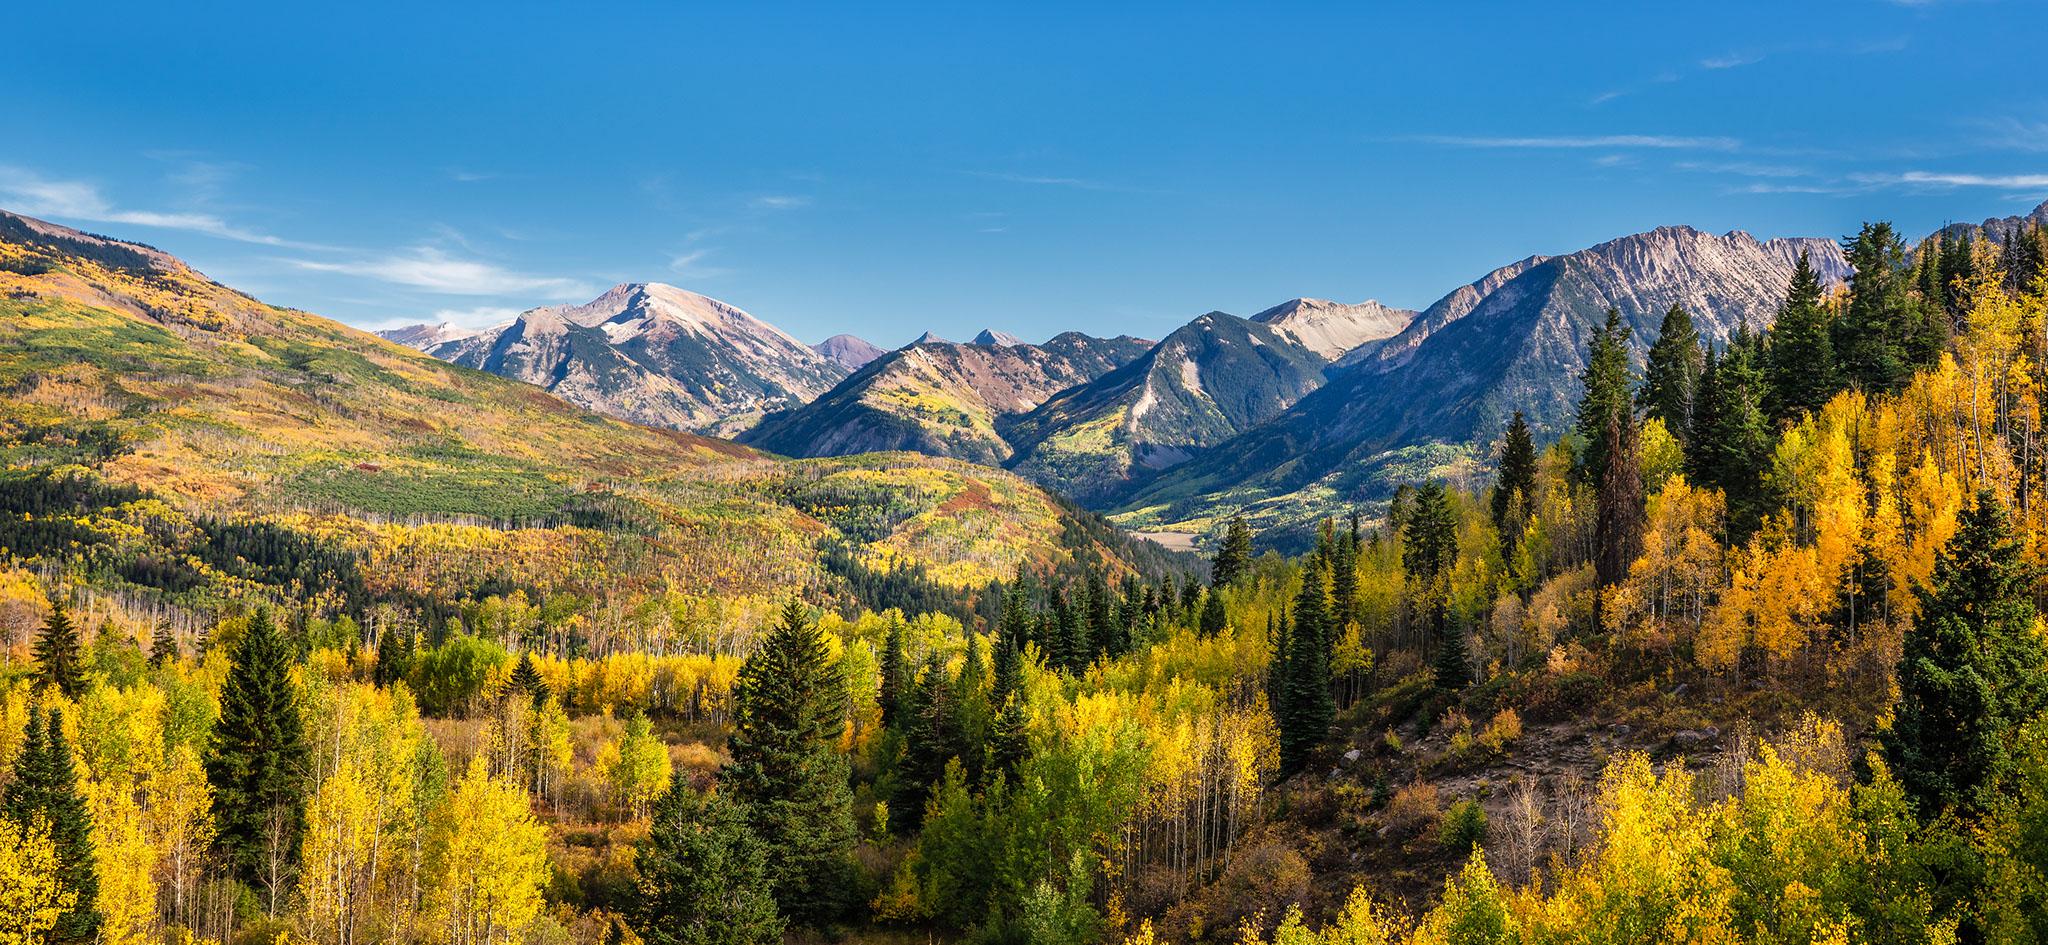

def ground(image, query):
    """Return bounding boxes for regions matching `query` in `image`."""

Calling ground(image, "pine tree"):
[1331,529,1359,626]
[2,705,102,945]
[1433,616,1473,692]
[1198,590,1227,637]
[1763,251,1840,424]
[1492,412,1538,536]
[509,651,549,707]
[896,655,959,826]
[148,619,178,668]
[878,617,909,728]
[1940,232,1975,325]
[205,607,309,899]
[1403,482,1459,585]
[1212,516,1255,588]
[1574,307,1635,485]
[723,599,856,925]
[633,775,782,945]
[1085,572,1119,659]
[31,597,87,699]
[1835,221,1914,393]
[1883,490,2048,817]
[1279,569,1334,774]
[1688,333,1774,534]
[1639,304,1705,443]
[1594,410,1645,594]
[372,624,412,689]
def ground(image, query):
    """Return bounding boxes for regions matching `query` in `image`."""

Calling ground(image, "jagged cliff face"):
[1001,313,1333,503]
[406,282,846,437]
[1252,297,1414,359]
[739,332,1153,464]
[1118,226,1852,534]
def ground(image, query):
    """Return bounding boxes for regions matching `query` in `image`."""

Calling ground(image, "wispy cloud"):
[430,306,523,328]
[0,165,306,246]
[667,247,731,279]
[1700,51,1764,70]
[1972,116,2048,153]
[285,247,593,297]
[1855,170,2048,190]
[748,194,811,210]
[962,170,1131,191]
[1677,160,1811,178]
[1403,134,1742,151]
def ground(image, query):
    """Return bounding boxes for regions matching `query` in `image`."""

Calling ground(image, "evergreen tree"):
[633,774,782,945]
[205,607,309,899]
[1574,307,1635,484]
[723,599,857,924]
[894,655,957,829]
[1940,231,1976,325]
[1330,528,1359,626]
[148,619,178,668]
[1433,616,1473,692]
[31,596,87,699]
[1639,304,1705,443]
[1403,482,1459,585]
[1883,490,2048,817]
[1492,411,1538,536]
[878,617,909,728]
[2,705,101,945]
[1085,572,1118,658]
[1264,611,1290,722]
[1688,333,1774,533]
[1835,221,1915,393]
[1198,590,1228,637]
[509,651,549,707]
[1212,516,1255,588]
[1594,410,1645,595]
[1764,251,1841,424]
[1278,569,1334,774]
[370,627,409,684]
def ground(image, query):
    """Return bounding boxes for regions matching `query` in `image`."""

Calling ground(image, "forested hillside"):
[7,203,2048,945]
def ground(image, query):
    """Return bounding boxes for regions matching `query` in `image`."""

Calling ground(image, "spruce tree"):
[1940,232,1975,325]
[32,596,87,699]
[1688,332,1774,534]
[509,651,549,707]
[1594,410,1645,594]
[1403,482,1459,585]
[1574,308,1635,485]
[893,655,956,829]
[1883,490,2048,816]
[1279,569,1334,774]
[1492,412,1538,535]
[1212,516,1255,588]
[723,599,856,925]
[1639,304,1705,443]
[1433,616,1472,692]
[1331,529,1359,626]
[2,705,102,945]
[372,625,412,689]
[204,607,309,897]
[1198,590,1227,637]
[1835,221,1914,393]
[633,774,783,945]
[1764,252,1841,424]
[148,619,179,668]
[878,617,909,728]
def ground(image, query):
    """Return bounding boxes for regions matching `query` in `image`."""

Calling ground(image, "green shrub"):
[1439,798,1488,851]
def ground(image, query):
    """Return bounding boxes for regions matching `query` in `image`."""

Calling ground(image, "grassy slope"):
[0,214,1161,608]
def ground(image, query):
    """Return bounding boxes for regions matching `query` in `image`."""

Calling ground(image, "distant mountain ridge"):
[1000,311,1341,503]
[812,333,887,371]
[384,282,847,437]
[742,331,1154,465]
[1116,225,1853,539]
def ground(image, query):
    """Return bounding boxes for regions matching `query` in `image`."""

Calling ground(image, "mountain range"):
[365,201,2046,548]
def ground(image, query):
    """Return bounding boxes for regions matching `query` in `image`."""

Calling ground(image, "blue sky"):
[6,1,2046,344]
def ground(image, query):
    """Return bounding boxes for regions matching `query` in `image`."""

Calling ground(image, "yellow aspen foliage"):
[86,782,158,945]
[427,758,550,945]
[0,817,74,945]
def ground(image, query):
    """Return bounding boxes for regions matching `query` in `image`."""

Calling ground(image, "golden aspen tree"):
[0,817,74,945]
[426,758,549,945]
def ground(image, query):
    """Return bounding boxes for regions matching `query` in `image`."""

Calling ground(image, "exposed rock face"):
[377,321,485,350]
[412,282,846,436]
[740,331,1153,464]
[1120,225,1851,530]
[1001,312,1332,503]
[1251,297,1415,359]
[972,328,1026,347]
[813,333,887,371]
